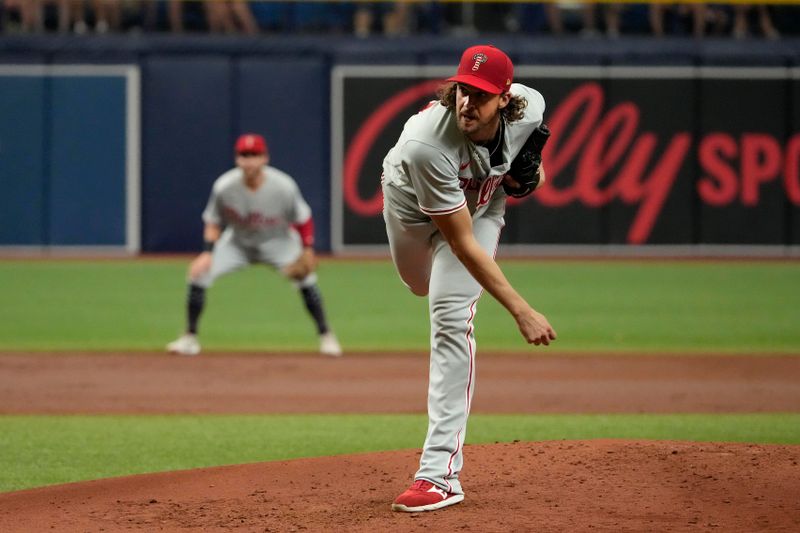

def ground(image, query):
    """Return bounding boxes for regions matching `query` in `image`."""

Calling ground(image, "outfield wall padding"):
[1,36,799,251]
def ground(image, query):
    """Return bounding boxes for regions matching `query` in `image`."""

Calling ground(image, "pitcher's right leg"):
[411,214,505,501]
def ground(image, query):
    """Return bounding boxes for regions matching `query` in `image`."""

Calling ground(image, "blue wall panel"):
[142,56,232,252]
[0,77,46,245]
[236,57,329,250]
[49,76,127,245]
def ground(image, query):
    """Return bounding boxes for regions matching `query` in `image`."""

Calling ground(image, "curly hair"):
[436,82,527,123]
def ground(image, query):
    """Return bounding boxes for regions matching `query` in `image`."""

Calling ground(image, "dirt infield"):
[2,352,799,414]
[1,352,799,531]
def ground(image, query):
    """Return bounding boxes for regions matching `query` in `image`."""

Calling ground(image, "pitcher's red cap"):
[447,44,513,94]
[235,133,268,155]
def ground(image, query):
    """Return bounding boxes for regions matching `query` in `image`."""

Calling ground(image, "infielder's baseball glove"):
[502,123,551,198]
[283,249,317,281]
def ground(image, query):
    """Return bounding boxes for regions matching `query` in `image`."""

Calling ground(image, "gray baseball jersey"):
[382,83,545,495]
[382,83,544,223]
[194,165,315,288]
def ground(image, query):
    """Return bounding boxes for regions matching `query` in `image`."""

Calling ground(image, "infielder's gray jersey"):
[382,82,545,496]
[195,165,315,290]
[203,165,311,248]
[382,83,545,223]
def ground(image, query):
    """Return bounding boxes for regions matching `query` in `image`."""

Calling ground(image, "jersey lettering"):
[222,206,282,229]
[457,176,486,192]
[477,175,504,207]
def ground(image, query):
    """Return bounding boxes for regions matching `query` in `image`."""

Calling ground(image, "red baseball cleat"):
[391,480,464,512]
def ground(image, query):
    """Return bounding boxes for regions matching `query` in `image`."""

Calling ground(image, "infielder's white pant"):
[384,184,504,495]
[192,228,317,289]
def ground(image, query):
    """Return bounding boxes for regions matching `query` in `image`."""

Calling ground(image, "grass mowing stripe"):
[1,413,798,493]
[483,261,800,353]
[0,259,798,353]
[467,413,800,445]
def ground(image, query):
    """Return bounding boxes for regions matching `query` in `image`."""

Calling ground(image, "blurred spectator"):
[2,0,74,32]
[473,1,513,33]
[94,0,124,33]
[650,2,706,38]
[516,2,623,37]
[436,1,510,34]
[545,2,565,35]
[248,1,290,32]
[206,0,258,34]
[2,0,44,32]
[512,3,562,35]
[45,0,109,34]
[168,0,185,32]
[583,3,622,38]
[171,0,257,34]
[67,0,91,34]
[733,4,779,39]
[352,1,372,36]
[141,0,159,31]
[702,4,729,36]
[103,1,155,33]
[353,1,413,37]
[2,0,800,37]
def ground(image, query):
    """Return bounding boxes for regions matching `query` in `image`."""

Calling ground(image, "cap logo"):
[471,53,488,72]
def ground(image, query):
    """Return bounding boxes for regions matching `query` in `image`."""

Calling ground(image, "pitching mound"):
[2,353,798,530]
[1,440,798,532]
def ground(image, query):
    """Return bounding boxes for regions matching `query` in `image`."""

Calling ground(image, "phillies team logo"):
[471,53,488,72]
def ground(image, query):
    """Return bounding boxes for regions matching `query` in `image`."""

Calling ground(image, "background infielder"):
[167,133,342,357]
[383,45,557,512]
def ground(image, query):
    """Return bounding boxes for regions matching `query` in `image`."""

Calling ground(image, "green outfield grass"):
[0,258,798,353]
[1,413,798,493]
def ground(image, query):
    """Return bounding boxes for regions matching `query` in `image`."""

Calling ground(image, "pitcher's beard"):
[457,114,480,136]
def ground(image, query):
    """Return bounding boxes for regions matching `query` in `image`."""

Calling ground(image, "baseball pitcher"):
[383,45,557,512]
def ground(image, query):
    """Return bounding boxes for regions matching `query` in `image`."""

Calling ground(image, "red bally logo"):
[343,80,800,244]
[530,82,691,244]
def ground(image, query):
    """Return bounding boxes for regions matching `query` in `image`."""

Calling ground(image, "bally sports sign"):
[331,66,800,252]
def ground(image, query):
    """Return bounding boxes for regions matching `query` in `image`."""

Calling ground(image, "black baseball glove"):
[502,123,551,198]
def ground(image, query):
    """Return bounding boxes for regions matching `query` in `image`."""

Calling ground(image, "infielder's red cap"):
[235,133,268,155]
[447,44,513,95]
